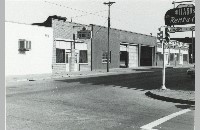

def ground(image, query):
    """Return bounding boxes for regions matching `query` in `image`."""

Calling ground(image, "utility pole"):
[191,30,194,64]
[104,1,115,72]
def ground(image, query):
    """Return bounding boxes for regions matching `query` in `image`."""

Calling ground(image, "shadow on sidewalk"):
[55,68,194,91]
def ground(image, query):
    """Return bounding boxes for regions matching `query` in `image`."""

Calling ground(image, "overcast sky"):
[5,0,195,37]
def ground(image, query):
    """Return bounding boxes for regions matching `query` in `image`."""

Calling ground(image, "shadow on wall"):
[55,68,194,91]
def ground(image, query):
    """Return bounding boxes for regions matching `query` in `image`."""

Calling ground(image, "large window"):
[183,54,188,61]
[102,51,111,63]
[79,50,88,63]
[56,48,65,63]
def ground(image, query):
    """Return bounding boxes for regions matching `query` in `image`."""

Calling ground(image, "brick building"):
[33,15,157,74]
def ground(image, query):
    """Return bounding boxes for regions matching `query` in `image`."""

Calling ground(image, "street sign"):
[169,26,195,32]
[165,6,195,26]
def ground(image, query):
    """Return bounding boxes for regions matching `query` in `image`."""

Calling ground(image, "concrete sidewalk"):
[145,89,195,105]
[6,64,194,83]
[6,67,139,82]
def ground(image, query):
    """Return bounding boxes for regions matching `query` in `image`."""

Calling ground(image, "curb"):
[145,91,195,105]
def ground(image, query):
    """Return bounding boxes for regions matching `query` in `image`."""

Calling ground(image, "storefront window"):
[56,48,65,63]
[79,50,88,63]
[183,54,188,61]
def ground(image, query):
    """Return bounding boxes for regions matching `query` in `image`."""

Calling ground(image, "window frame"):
[79,50,88,63]
[56,48,66,63]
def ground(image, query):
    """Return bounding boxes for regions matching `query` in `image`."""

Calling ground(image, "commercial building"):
[5,21,53,76]
[5,15,191,76]
[156,41,190,66]
[33,15,157,74]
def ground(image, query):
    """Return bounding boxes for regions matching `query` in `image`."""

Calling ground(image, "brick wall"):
[52,19,92,73]
[91,24,156,70]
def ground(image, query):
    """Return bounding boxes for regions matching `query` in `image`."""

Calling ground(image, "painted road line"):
[140,109,191,130]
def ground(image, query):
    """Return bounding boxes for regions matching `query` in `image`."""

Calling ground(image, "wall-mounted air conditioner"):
[18,39,31,51]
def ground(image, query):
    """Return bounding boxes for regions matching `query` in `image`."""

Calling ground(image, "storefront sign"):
[77,27,91,39]
[169,26,195,32]
[165,6,195,26]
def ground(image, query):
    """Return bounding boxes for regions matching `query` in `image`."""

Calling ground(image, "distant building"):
[156,41,190,66]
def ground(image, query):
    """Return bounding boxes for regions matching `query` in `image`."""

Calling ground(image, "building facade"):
[6,15,190,76]
[33,16,157,74]
[5,21,53,76]
[155,41,190,66]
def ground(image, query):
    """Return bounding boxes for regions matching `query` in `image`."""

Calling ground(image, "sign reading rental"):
[165,6,195,26]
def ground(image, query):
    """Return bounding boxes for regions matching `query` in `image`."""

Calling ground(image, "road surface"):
[6,68,194,130]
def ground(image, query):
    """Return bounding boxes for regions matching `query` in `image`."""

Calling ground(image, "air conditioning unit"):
[18,39,31,51]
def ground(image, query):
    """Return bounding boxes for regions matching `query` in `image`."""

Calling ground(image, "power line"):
[93,20,108,37]
[44,1,138,31]
[44,1,107,19]
[72,10,107,19]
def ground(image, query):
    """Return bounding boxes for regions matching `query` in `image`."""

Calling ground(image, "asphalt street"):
[6,68,194,130]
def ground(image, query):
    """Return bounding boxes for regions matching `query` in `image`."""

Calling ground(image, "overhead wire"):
[44,1,140,33]
[93,20,108,37]
[44,1,107,19]
[71,10,107,19]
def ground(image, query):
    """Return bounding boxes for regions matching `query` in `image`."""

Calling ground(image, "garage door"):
[140,46,152,66]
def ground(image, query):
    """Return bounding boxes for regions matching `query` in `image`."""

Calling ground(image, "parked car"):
[187,65,195,78]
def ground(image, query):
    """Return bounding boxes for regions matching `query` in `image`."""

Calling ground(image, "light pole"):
[161,39,167,90]
[159,26,168,90]
[104,1,115,72]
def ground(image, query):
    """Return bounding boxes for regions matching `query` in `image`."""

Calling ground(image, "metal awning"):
[55,38,84,43]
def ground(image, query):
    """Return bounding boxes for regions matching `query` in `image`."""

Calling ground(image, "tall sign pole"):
[161,39,167,90]
[161,26,170,90]
[104,1,115,72]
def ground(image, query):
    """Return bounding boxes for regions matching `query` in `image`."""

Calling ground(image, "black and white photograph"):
[5,0,196,129]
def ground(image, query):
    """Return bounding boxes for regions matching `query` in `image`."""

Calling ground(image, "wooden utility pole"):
[103,1,115,72]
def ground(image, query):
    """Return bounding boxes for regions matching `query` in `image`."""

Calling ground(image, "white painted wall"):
[5,22,53,76]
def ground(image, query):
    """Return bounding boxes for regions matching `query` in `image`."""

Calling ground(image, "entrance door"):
[120,51,129,68]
